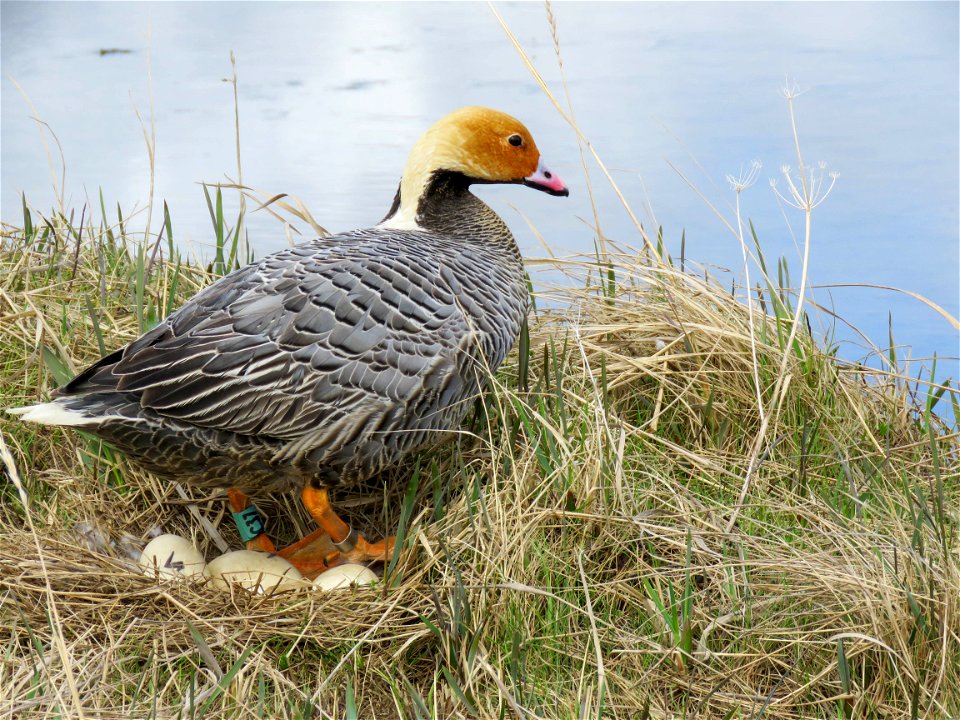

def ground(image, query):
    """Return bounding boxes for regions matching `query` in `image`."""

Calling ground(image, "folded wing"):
[57,234,479,441]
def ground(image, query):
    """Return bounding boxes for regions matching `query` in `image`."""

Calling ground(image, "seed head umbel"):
[726,160,762,194]
[771,161,839,210]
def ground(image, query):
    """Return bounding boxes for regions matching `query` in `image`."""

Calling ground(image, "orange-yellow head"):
[388,106,568,227]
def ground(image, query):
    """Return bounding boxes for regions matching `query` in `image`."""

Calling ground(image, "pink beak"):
[523,158,569,196]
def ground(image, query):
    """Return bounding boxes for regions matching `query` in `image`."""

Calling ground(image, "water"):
[2,1,958,399]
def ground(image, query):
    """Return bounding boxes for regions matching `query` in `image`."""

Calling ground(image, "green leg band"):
[232,506,266,543]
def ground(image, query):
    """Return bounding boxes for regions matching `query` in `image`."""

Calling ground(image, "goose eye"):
[508,134,523,147]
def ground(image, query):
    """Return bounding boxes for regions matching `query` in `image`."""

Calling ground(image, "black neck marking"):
[379,170,518,241]
[418,171,495,234]
[380,181,402,225]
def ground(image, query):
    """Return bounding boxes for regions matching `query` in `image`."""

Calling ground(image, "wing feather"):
[60,233,476,441]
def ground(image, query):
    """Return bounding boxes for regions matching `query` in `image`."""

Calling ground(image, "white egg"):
[138,534,206,579]
[203,550,306,594]
[312,563,379,592]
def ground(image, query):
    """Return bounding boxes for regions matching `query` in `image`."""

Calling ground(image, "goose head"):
[384,106,568,229]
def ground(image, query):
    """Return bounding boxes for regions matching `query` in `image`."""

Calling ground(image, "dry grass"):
[0,200,957,719]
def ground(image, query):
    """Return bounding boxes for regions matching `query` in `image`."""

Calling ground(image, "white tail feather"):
[7,402,101,427]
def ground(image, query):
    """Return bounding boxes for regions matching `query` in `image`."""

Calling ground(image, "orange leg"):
[301,485,396,565]
[227,488,277,553]
[227,488,335,578]
[226,486,395,579]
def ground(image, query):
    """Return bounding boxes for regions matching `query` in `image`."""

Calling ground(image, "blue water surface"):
[2,1,957,409]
